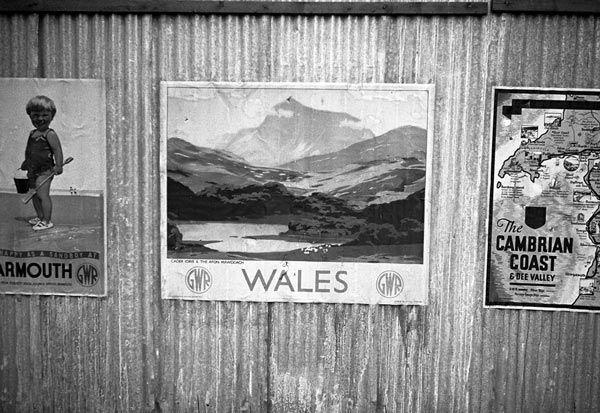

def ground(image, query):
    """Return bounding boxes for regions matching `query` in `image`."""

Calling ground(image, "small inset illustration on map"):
[563,155,580,172]
[521,125,538,141]
[587,216,600,243]
[487,87,600,312]
[573,191,595,204]
[544,112,562,129]
[580,278,595,295]
[548,176,561,189]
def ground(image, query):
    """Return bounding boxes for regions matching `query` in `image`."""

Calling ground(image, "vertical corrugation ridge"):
[0,13,37,413]
[429,15,458,413]
[156,16,272,411]
[1,10,600,413]
[139,13,160,411]
[105,13,126,411]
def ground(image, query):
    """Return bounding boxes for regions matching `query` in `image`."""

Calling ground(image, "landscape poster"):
[0,78,106,296]
[486,87,600,312]
[161,82,433,304]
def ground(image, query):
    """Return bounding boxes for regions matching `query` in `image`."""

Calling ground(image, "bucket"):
[14,177,29,194]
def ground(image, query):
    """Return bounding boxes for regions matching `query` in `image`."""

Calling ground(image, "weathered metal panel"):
[0,14,39,77]
[0,1,489,15]
[1,9,600,413]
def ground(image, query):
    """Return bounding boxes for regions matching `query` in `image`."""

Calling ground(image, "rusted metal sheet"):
[0,1,488,16]
[1,10,600,413]
[492,0,600,14]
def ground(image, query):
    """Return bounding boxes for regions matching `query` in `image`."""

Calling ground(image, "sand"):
[0,192,104,252]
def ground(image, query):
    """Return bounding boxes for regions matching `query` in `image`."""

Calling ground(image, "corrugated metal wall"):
[2,7,600,412]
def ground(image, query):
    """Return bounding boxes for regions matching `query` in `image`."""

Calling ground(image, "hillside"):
[280,125,427,172]
[167,137,305,193]
[167,177,425,247]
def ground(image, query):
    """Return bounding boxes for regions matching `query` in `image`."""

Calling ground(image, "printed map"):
[487,88,600,311]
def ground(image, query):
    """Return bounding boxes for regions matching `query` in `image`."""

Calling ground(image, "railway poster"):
[487,87,600,311]
[0,78,107,296]
[161,82,433,304]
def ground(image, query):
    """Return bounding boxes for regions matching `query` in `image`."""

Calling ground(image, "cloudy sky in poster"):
[167,85,429,148]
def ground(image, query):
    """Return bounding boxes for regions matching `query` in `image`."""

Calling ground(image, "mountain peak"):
[220,99,372,167]
[273,96,310,113]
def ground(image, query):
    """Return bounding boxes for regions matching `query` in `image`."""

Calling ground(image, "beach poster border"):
[0,77,107,297]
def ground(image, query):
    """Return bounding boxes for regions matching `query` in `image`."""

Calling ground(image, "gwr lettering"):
[76,264,98,286]
[242,269,348,293]
[377,272,403,297]
[187,268,211,292]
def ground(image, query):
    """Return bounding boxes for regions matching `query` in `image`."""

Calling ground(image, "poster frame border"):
[160,81,434,305]
[484,85,600,313]
[0,77,108,298]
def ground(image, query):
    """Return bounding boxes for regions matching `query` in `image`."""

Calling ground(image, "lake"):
[178,222,325,253]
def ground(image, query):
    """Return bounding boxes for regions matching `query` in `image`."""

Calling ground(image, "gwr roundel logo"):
[376,271,404,298]
[185,267,212,294]
[76,263,99,287]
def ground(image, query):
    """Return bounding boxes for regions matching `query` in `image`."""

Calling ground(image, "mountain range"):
[217,97,374,167]
[167,137,306,194]
[280,125,427,172]
[168,97,428,205]
[168,135,426,207]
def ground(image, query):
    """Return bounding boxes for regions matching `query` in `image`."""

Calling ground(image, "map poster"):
[161,82,433,304]
[0,78,107,296]
[486,87,600,312]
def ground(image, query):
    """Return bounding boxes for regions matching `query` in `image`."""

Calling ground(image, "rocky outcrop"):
[167,221,183,250]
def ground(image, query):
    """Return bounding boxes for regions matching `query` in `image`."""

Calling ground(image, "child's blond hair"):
[26,95,57,118]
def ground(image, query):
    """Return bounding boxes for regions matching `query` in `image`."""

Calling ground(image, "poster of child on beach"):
[0,78,106,296]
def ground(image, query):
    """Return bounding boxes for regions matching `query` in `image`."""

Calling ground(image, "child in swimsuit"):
[20,96,64,231]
